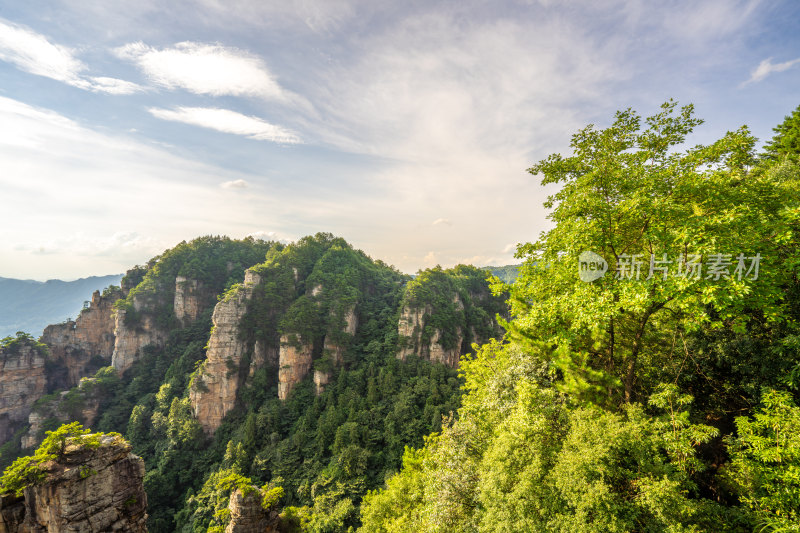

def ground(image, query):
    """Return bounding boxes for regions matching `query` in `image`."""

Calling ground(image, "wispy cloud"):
[148,106,301,143]
[0,18,142,94]
[14,231,163,258]
[221,179,249,189]
[743,57,800,85]
[88,76,144,95]
[432,218,452,226]
[117,41,288,100]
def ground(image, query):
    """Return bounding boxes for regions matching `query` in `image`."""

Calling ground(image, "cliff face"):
[174,276,211,325]
[190,271,275,435]
[20,377,104,450]
[40,287,121,389]
[0,342,48,444]
[396,294,465,368]
[111,305,167,376]
[113,275,221,375]
[278,337,313,401]
[0,434,147,532]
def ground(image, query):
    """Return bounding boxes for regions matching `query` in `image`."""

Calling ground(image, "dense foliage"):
[361,102,800,532]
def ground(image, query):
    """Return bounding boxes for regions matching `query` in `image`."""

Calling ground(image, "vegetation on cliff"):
[399,264,506,354]
[0,422,120,496]
[115,235,278,330]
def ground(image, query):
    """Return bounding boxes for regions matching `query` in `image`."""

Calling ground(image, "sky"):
[0,0,799,280]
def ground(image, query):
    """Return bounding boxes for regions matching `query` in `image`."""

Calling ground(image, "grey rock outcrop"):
[0,342,47,444]
[396,295,464,368]
[190,270,275,434]
[0,434,147,532]
[111,291,168,375]
[278,337,313,401]
[224,487,280,533]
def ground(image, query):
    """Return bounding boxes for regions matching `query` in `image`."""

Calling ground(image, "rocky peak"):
[314,306,358,395]
[40,286,122,389]
[0,433,147,532]
[278,336,313,401]
[395,265,505,368]
[397,297,464,367]
[190,270,272,435]
[111,295,168,376]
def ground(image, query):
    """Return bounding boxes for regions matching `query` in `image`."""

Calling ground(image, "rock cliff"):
[0,339,48,444]
[396,300,464,367]
[314,306,358,395]
[190,271,275,434]
[224,487,280,533]
[0,434,147,533]
[397,290,468,367]
[111,305,167,376]
[113,274,222,375]
[40,287,122,389]
[174,276,211,325]
[278,336,313,401]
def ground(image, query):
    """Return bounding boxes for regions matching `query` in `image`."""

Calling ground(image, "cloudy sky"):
[0,0,798,280]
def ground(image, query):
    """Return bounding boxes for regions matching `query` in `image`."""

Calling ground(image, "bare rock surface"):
[0,344,47,444]
[190,270,268,434]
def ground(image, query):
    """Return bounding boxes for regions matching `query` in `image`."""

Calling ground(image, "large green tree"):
[507,100,800,403]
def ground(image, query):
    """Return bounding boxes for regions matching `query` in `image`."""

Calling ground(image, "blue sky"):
[0,0,798,280]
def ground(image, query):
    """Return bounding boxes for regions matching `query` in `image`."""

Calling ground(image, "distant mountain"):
[0,274,123,338]
[483,264,520,283]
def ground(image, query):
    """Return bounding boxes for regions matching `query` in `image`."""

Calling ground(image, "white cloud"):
[117,41,287,100]
[502,243,518,254]
[245,230,292,244]
[221,179,249,189]
[0,96,319,279]
[0,18,142,94]
[148,106,301,143]
[432,218,452,226]
[423,251,438,267]
[15,232,162,258]
[743,57,800,85]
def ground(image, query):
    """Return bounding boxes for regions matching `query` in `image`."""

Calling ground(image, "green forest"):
[3,101,800,532]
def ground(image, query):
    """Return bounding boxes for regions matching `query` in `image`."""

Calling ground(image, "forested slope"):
[1,234,505,532]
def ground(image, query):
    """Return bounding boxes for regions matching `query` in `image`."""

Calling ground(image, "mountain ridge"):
[0,274,123,338]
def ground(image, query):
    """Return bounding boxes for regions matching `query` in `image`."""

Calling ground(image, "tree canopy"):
[360,101,800,532]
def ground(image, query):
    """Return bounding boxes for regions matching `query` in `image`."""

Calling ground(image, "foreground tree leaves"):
[361,102,800,532]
